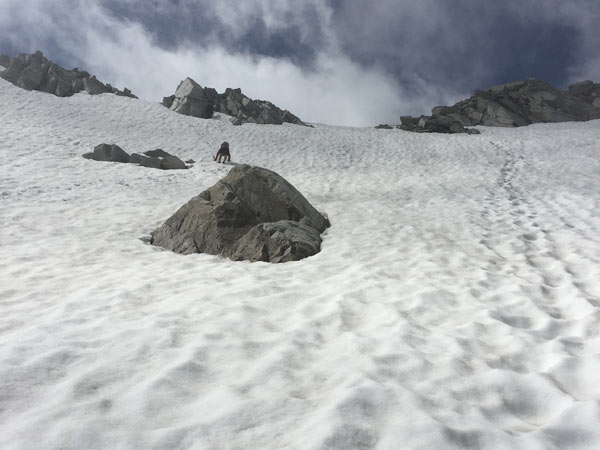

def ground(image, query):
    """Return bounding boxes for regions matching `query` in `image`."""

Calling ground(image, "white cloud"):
[0,0,438,126]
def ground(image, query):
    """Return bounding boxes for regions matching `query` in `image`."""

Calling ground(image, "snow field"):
[1,77,600,449]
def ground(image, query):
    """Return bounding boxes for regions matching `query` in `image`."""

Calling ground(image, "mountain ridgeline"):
[0,51,308,127]
[2,51,600,131]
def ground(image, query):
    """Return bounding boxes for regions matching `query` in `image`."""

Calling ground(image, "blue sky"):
[1,0,598,126]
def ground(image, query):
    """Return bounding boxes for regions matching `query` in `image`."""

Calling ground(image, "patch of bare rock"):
[83,144,189,170]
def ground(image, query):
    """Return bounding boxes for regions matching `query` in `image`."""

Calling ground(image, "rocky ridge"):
[163,77,308,126]
[0,51,136,98]
[396,78,600,133]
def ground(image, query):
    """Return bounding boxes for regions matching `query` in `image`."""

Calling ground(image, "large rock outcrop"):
[150,164,330,263]
[433,79,600,127]
[399,78,600,133]
[163,77,308,126]
[0,51,136,98]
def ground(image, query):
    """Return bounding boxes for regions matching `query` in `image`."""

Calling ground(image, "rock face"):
[399,78,600,133]
[434,79,600,127]
[163,77,308,126]
[84,145,188,170]
[150,164,330,263]
[0,51,136,98]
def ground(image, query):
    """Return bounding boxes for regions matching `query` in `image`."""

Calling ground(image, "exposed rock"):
[164,77,309,126]
[167,78,217,119]
[83,143,130,163]
[399,78,600,133]
[435,79,600,127]
[83,76,110,95]
[0,51,136,98]
[375,124,393,129]
[399,114,479,134]
[162,95,175,108]
[158,155,188,170]
[150,164,329,262]
[230,220,323,263]
[143,149,188,169]
[400,116,420,128]
[568,80,600,109]
[0,54,9,68]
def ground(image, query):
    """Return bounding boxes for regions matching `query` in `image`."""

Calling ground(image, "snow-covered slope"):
[1,77,600,450]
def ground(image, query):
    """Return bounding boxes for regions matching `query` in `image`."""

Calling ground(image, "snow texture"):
[1,77,600,450]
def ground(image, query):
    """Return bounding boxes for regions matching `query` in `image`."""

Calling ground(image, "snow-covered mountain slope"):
[1,77,600,450]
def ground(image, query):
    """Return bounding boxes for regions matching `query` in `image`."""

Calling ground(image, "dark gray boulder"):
[0,51,136,98]
[163,77,309,126]
[143,149,188,170]
[162,95,176,108]
[128,149,188,170]
[375,124,393,129]
[150,164,329,262]
[167,78,217,119]
[83,143,130,163]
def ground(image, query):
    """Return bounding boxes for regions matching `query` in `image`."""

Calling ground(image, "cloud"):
[328,0,600,91]
[1,0,599,126]
[0,0,432,126]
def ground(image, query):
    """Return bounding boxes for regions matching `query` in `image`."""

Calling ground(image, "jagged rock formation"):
[434,79,600,127]
[399,78,600,133]
[163,77,308,126]
[0,51,136,98]
[83,144,188,170]
[150,164,330,263]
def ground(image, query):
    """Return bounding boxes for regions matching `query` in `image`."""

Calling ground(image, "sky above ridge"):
[1,0,599,126]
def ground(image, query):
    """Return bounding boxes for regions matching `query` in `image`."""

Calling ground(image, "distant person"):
[215,141,231,163]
